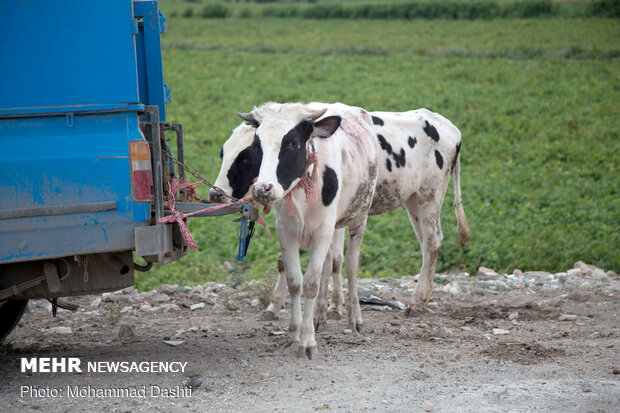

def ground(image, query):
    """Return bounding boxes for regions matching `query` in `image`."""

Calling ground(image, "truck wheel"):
[0,300,28,344]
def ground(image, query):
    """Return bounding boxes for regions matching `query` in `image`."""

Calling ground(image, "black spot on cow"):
[371,116,384,126]
[276,121,312,191]
[321,165,339,206]
[451,141,461,173]
[227,134,263,199]
[392,148,406,168]
[424,120,440,142]
[408,136,417,148]
[386,158,392,172]
[434,149,444,170]
[377,134,392,155]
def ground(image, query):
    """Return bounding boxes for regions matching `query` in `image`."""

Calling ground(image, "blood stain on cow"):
[321,165,339,207]
[424,120,440,142]
[434,149,444,170]
[371,116,384,126]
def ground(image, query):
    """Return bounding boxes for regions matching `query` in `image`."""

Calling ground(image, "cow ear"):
[237,112,259,127]
[313,116,341,138]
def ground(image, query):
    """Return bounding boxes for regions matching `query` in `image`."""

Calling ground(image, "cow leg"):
[402,194,425,289]
[262,254,287,321]
[277,225,303,346]
[299,225,335,360]
[314,249,333,332]
[328,228,345,320]
[345,220,368,333]
[406,197,445,316]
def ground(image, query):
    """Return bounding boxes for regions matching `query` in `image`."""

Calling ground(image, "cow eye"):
[289,140,299,149]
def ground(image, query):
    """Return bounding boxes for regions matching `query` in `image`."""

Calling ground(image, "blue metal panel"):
[133,1,168,121]
[0,113,150,263]
[0,0,139,116]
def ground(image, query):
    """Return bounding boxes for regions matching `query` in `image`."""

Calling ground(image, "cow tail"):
[453,150,471,247]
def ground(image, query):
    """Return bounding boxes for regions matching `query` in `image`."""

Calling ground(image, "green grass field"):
[135,11,619,291]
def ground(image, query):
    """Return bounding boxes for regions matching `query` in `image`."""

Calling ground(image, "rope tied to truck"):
[158,179,271,250]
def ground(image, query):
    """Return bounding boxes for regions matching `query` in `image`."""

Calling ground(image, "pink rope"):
[158,179,271,251]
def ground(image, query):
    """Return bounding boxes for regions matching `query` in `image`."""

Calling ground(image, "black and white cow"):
[216,102,378,359]
[211,103,470,339]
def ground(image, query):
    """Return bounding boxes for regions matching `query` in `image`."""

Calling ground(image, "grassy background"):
[135,3,620,291]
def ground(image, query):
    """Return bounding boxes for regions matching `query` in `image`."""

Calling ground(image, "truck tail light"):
[130,141,153,201]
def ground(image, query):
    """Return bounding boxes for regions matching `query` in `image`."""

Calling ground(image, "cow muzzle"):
[208,188,227,203]
[252,182,275,206]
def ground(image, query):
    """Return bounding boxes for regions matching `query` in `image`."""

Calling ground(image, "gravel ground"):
[1,262,618,412]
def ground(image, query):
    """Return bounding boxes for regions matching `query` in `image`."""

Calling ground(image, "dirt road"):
[1,268,618,412]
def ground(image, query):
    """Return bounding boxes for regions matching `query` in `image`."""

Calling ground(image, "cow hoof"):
[328,311,342,320]
[404,306,424,317]
[297,343,317,360]
[282,339,299,350]
[314,317,328,333]
[347,320,363,334]
[260,311,279,321]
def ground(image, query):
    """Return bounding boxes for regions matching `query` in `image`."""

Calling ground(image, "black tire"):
[0,300,28,344]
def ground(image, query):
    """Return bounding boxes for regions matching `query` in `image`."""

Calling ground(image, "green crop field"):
[135,4,620,291]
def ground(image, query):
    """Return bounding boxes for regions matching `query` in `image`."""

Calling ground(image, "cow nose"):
[253,183,274,205]
[209,188,225,203]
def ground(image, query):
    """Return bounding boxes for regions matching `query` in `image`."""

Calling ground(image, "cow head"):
[241,103,341,207]
[210,123,262,203]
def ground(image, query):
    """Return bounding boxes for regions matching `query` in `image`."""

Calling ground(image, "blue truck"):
[0,0,255,342]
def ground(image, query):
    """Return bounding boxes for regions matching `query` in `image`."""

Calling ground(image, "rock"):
[441,282,460,295]
[163,340,184,347]
[90,297,102,308]
[579,281,592,290]
[390,320,403,327]
[390,353,398,361]
[117,324,135,339]
[45,326,73,335]
[250,298,260,308]
[424,402,434,412]
[186,377,203,389]
[492,328,510,335]
[162,303,180,313]
[120,306,135,314]
[151,293,171,304]
[158,284,179,296]
[35,300,53,312]
[175,327,198,337]
[513,269,523,276]
[559,314,577,321]
[190,303,205,311]
[508,311,520,321]
[524,271,553,283]
[461,326,473,332]
[574,261,597,277]
[343,329,352,334]
[566,268,581,277]
[139,303,152,311]
[612,367,620,375]
[477,266,498,279]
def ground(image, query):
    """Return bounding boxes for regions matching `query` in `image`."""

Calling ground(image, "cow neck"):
[284,139,319,222]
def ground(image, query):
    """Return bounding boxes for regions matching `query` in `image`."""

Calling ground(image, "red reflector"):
[133,170,153,201]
